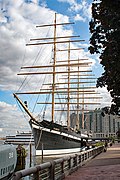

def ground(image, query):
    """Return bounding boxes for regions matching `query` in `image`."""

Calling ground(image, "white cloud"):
[57,0,92,21]
[31,0,39,4]
[0,101,31,137]
[57,0,76,3]
[57,0,82,12]
[97,87,112,108]
[0,0,54,91]
[74,14,86,22]
[81,0,92,20]
[0,11,7,23]
[0,0,91,93]
[0,101,16,111]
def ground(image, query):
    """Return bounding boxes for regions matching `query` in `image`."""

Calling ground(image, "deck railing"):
[12,146,104,180]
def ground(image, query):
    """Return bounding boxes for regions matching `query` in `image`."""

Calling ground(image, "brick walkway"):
[65,143,120,180]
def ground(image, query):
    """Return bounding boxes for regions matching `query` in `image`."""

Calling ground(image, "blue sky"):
[0,0,111,136]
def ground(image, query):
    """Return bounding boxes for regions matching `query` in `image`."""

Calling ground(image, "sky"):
[0,0,112,137]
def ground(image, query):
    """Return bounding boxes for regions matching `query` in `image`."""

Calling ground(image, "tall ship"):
[14,13,101,156]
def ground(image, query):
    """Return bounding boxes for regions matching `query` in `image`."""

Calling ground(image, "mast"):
[52,13,57,122]
[15,13,83,124]
[82,86,85,129]
[14,13,102,129]
[76,58,80,130]
[67,41,70,130]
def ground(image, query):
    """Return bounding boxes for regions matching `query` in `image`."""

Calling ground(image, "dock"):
[65,142,120,180]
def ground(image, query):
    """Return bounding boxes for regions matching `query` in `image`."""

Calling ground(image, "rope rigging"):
[16,25,53,114]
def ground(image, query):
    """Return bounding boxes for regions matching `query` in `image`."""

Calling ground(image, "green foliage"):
[95,141,104,147]
[89,0,120,115]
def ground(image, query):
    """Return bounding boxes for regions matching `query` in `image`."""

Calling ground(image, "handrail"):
[12,146,104,180]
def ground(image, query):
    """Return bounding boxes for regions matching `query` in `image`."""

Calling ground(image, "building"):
[70,108,120,138]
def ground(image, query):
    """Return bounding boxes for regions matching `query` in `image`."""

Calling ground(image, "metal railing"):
[12,146,104,180]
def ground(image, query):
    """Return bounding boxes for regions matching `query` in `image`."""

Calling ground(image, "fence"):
[12,146,104,180]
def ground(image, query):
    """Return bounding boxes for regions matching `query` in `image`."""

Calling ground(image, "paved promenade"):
[65,143,120,180]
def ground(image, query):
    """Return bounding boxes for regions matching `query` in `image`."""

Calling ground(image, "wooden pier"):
[65,142,120,180]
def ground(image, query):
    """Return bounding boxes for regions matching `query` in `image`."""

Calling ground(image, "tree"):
[89,0,120,115]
